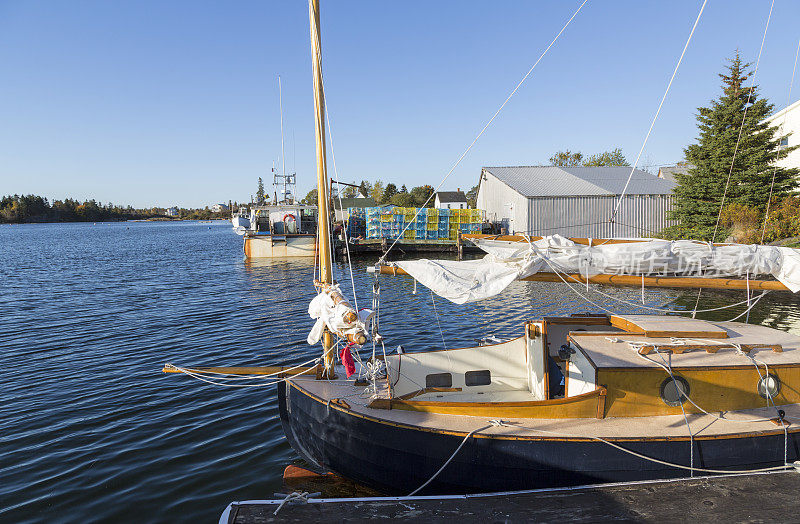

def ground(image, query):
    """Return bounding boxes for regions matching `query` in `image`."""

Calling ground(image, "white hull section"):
[243,234,316,258]
[231,216,251,230]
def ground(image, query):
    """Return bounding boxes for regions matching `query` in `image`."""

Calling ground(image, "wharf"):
[221,470,800,523]
[336,238,483,258]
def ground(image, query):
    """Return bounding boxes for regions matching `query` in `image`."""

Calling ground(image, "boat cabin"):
[375,314,800,419]
[249,205,318,235]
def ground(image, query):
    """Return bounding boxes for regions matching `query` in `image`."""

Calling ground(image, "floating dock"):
[221,470,800,523]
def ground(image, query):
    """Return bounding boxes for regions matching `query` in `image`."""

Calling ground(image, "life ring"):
[283,213,297,223]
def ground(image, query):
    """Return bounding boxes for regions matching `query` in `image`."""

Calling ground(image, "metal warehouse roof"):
[482,166,676,197]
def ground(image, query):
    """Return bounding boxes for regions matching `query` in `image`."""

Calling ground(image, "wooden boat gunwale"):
[282,378,800,443]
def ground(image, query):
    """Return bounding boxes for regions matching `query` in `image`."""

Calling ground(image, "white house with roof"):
[476,166,676,238]
[764,98,800,170]
[434,190,468,209]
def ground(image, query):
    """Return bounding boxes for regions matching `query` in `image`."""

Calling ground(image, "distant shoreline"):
[1,217,229,225]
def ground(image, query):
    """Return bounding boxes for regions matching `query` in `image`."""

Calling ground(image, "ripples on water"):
[2,221,800,522]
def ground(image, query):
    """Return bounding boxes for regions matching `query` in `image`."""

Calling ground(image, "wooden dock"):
[335,238,483,258]
[221,470,800,523]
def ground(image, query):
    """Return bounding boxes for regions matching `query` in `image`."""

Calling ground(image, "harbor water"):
[3,221,800,523]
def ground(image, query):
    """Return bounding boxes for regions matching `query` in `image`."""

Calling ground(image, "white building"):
[211,203,229,213]
[434,190,468,209]
[165,207,179,217]
[476,166,676,238]
[764,98,800,169]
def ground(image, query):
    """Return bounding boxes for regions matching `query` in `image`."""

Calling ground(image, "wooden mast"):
[309,0,335,378]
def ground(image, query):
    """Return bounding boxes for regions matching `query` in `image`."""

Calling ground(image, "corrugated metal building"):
[476,166,676,238]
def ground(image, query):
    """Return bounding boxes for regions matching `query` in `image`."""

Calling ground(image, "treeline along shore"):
[0,194,229,223]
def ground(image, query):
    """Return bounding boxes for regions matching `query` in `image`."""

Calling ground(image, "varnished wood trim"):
[330,398,351,410]
[543,316,611,326]
[398,386,604,409]
[609,316,728,339]
[397,387,462,401]
[374,264,789,291]
[287,381,800,443]
[637,344,782,355]
[596,386,607,419]
[162,364,316,376]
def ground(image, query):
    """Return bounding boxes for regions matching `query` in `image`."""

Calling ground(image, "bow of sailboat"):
[163,0,800,499]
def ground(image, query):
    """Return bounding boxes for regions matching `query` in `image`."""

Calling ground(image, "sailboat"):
[166,0,800,496]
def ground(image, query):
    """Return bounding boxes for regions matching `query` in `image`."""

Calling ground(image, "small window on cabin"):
[426,373,452,388]
[465,370,491,386]
[659,376,690,407]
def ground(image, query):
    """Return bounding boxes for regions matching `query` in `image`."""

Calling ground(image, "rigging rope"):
[379,0,589,262]
[406,414,792,497]
[610,0,708,224]
[761,35,800,243]
[711,0,775,243]
[166,358,322,388]
[309,15,360,312]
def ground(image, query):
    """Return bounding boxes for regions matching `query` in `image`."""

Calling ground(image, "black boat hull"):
[278,381,800,495]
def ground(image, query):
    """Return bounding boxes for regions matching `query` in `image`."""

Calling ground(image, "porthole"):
[426,373,452,388]
[659,376,690,407]
[758,374,781,399]
[465,370,491,386]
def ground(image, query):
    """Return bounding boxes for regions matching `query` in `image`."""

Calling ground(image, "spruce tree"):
[256,177,265,204]
[671,52,798,240]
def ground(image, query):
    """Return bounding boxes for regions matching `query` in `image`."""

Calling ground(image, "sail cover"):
[394,235,800,304]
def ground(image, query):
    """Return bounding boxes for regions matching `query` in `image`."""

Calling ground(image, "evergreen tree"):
[671,52,798,240]
[256,177,265,204]
[358,180,372,199]
[382,183,398,203]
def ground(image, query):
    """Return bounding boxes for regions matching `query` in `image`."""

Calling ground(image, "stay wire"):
[712,0,775,243]
[761,36,800,243]
[379,0,589,262]
[611,0,708,224]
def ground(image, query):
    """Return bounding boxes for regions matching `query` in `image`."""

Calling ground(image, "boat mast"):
[278,75,287,203]
[309,0,335,377]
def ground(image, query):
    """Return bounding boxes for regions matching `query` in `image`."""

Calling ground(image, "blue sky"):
[1,1,799,208]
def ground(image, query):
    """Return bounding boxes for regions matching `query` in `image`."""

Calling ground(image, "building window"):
[447,204,451,209]
[780,137,789,148]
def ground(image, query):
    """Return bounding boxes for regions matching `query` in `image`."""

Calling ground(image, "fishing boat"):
[240,77,319,257]
[231,206,251,231]
[166,0,800,497]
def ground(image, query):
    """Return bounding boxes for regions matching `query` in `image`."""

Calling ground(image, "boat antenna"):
[279,75,287,201]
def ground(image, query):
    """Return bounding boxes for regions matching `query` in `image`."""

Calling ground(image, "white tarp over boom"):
[394,235,800,304]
